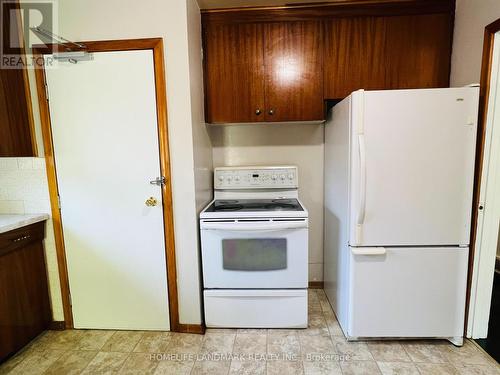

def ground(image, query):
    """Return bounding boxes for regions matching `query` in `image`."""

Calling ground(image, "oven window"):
[222,238,287,271]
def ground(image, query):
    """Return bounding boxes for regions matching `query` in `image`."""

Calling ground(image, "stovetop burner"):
[205,198,304,213]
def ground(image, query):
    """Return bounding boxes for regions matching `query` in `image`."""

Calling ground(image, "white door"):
[468,32,500,338]
[348,246,468,338]
[46,51,170,330]
[349,88,479,247]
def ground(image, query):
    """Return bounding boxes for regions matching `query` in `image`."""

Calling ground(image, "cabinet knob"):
[255,109,262,115]
[268,109,274,115]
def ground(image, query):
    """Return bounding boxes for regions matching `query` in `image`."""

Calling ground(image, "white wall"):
[209,123,325,282]
[187,0,214,213]
[450,0,500,86]
[0,157,64,320]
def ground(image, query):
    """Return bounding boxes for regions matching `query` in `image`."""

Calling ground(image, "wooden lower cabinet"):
[0,222,51,362]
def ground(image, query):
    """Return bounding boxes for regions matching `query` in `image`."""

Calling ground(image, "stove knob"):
[271,175,277,180]
[288,174,294,180]
[280,174,286,180]
[234,176,240,182]
[218,175,224,181]
[227,176,233,181]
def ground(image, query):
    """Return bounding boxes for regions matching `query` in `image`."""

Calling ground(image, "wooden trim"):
[201,0,454,24]
[33,38,180,332]
[48,321,65,331]
[151,40,181,333]
[465,17,500,333]
[33,65,73,329]
[177,324,206,335]
[32,38,166,55]
[308,281,324,289]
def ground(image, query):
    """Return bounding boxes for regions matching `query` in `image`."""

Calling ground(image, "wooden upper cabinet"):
[384,14,452,90]
[0,69,34,156]
[323,13,453,99]
[202,2,454,123]
[203,21,323,123]
[323,17,389,98]
[264,22,323,122]
[0,4,35,156]
[203,23,266,123]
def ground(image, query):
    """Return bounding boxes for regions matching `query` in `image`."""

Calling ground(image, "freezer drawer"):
[348,246,468,338]
[204,289,307,328]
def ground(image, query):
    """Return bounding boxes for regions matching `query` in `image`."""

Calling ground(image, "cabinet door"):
[264,21,323,122]
[323,14,452,99]
[0,4,35,156]
[0,224,51,361]
[384,14,452,89]
[203,23,266,123]
[324,17,389,99]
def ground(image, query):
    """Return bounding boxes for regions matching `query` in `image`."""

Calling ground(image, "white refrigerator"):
[324,87,479,345]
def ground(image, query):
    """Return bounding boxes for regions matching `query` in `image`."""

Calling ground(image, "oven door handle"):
[201,222,307,231]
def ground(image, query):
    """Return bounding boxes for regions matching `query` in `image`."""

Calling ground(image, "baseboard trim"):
[49,321,66,330]
[309,281,324,289]
[176,324,205,335]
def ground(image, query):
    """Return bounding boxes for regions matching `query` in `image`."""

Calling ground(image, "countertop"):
[0,214,49,234]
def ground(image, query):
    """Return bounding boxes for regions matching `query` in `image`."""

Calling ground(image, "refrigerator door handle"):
[357,134,367,226]
[351,247,386,255]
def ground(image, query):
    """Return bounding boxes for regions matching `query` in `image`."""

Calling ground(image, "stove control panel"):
[214,166,298,189]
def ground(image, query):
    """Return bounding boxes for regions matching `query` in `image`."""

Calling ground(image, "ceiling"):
[197,0,338,10]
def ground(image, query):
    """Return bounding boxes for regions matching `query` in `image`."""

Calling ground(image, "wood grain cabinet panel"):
[202,4,454,123]
[384,13,452,90]
[0,3,35,156]
[0,69,34,156]
[323,13,452,99]
[264,21,323,122]
[323,17,389,98]
[203,23,266,123]
[0,222,51,362]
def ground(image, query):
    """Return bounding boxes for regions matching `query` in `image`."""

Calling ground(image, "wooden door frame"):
[465,18,500,334]
[32,38,183,332]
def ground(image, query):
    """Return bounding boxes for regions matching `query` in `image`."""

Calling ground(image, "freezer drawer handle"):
[351,247,386,255]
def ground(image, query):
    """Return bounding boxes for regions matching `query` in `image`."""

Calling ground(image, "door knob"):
[255,109,262,115]
[145,197,158,207]
[268,109,274,115]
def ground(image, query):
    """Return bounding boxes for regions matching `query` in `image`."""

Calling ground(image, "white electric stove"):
[200,166,309,328]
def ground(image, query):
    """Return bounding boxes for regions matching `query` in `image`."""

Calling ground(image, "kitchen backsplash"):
[0,157,64,321]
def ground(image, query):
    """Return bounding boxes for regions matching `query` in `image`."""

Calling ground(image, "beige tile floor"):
[1,289,499,375]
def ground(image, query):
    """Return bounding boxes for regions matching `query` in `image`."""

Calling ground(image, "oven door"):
[200,218,308,288]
